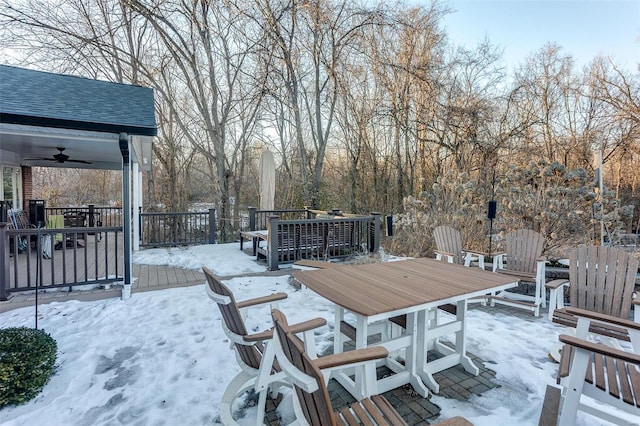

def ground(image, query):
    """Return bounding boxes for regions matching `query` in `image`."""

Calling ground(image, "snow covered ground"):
[0,243,635,425]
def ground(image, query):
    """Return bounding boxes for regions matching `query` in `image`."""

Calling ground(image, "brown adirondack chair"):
[491,229,546,316]
[540,308,640,426]
[203,268,325,426]
[433,225,486,267]
[271,309,473,426]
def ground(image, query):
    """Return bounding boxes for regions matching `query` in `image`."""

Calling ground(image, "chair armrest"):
[236,292,288,309]
[244,329,274,342]
[545,279,569,290]
[462,249,491,257]
[244,317,326,343]
[313,346,388,370]
[536,256,547,262]
[287,317,327,334]
[434,249,455,258]
[564,307,640,331]
[553,309,632,343]
[497,269,536,279]
[559,334,640,364]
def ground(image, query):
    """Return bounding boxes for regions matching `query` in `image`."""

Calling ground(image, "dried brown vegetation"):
[1,1,637,247]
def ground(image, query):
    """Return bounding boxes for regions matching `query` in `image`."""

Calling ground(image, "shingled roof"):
[0,65,157,136]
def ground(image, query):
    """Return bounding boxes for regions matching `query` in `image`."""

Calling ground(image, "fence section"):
[259,213,381,270]
[1,223,123,299]
[247,207,310,231]
[46,205,123,228]
[139,209,216,247]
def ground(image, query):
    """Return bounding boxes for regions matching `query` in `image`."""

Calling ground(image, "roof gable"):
[0,65,156,136]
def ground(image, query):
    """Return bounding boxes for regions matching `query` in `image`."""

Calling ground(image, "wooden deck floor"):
[2,235,205,312]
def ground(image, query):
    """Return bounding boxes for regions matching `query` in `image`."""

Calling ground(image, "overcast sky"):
[441,0,639,73]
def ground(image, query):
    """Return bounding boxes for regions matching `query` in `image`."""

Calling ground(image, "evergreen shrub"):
[0,327,57,407]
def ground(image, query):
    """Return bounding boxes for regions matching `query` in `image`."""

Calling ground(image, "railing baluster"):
[5,226,123,295]
[137,210,217,248]
[104,231,110,281]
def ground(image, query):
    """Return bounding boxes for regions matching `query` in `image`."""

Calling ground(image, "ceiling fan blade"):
[25,148,92,164]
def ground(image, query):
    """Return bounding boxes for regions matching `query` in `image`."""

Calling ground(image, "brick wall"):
[22,166,33,211]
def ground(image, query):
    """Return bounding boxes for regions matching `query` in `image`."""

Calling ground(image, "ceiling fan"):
[26,147,92,164]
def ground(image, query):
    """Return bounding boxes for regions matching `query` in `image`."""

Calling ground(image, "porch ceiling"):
[0,123,125,170]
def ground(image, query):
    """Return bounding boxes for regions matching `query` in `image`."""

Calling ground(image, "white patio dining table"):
[293,258,518,399]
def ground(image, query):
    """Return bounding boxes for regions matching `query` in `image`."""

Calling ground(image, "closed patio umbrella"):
[259,150,275,211]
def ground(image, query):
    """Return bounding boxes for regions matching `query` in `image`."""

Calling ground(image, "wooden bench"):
[239,230,262,256]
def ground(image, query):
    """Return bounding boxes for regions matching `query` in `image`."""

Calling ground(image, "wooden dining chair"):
[491,229,546,316]
[204,267,325,426]
[272,309,388,393]
[272,309,473,426]
[540,308,640,426]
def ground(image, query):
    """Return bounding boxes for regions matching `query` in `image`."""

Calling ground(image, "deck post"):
[248,207,256,231]
[0,223,9,300]
[267,215,280,271]
[370,212,381,253]
[120,133,132,298]
[88,204,95,227]
[132,161,141,251]
[208,208,216,244]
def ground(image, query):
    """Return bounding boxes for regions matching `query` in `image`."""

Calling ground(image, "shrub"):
[0,327,57,408]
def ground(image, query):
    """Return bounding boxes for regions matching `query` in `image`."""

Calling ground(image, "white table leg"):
[456,299,479,375]
[354,315,375,398]
[407,311,430,397]
[334,306,345,355]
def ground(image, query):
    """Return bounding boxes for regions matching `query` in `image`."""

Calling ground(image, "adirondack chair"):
[545,246,639,365]
[433,225,486,269]
[271,309,472,426]
[540,308,640,426]
[546,245,639,322]
[203,268,326,426]
[491,229,546,316]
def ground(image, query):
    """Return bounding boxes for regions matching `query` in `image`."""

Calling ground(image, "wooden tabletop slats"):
[293,258,517,317]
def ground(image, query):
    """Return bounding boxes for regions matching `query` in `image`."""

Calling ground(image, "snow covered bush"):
[386,161,635,260]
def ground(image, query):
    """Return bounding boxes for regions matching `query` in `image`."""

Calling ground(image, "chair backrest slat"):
[568,246,637,318]
[272,309,335,426]
[204,267,263,370]
[433,225,464,265]
[504,229,544,273]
